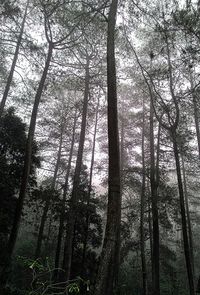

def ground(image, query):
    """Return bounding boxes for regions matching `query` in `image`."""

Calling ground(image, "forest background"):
[0,0,200,295]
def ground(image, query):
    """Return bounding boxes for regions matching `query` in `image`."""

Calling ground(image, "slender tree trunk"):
[35,119,63,259]
[172,131,195,295]
[35,200,50,259]
[113,100,125,295]
[44,212,53,252]
[190,73,200,160]
[193,96,200,159]
[94,1,121,294]
[62,59,90,281]
[181,155,195,275]
[82,96,99,273]
[140,100,147,295]
[149,102,160,295]
[197,0,200,13]
[184,32,200,159]
[148,189,153,289]
[7,42,53,259]
[54,111,77,280]
[155,123,161,185]
[164,29,194,295]
[120,104,125,175]
[0,0,29,117]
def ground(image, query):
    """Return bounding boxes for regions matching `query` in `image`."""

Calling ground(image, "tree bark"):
[7,42,53,259]
[172,131,195,295]
[140,100,148,295]
[148,188,153,289]
[149,102,160,295]
[0,0,29,117]
[54,110,77,280]
[113,99,125,294]
[94,1,121,294]
[62,58,90,281]
[181,155,195,276]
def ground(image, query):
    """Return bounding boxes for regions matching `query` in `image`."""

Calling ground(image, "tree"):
[70,168,103,287]
[140,99,148,295]
[140,19,195,295]
[0,0,29,117]
[81,95,100,275]
[149,95,160,295]
[6,0,88,263]
[54,108,78,280]
[94,1,121,294]
[0,107,39,286]
[62,53,91,281]
[34,115,65,259]
[154,24,195,295]
[62,14,106,280]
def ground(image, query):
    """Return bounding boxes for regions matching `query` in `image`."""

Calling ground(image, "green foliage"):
[17,256,46,272]
[0,108,40,266]
[68,282,80,294]
[9,256,90,295]
[69,168,103,284]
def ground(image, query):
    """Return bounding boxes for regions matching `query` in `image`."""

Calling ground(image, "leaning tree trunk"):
[181,155,195,276]
[94,0,121,294]
[7,42,53,260]
[164,31,194,295]
[35,121,63,259]
[172,130,195,295]
[82,96,99,274]
[149,102,160,295]
[0,0,29,117]
[140,100,147,295]
[62,58,90,281]
[54,111,77,280]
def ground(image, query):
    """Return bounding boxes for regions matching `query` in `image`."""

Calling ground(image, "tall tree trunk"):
[166,30,194,295]
[7,42,53,259]
[148,189,153,289]
[35,121,63,259]
[149,102,160,295]
[113,99,125,294]
[81,96,99,274]
[140,100,147,295]
[190,72,200,160]
[94,1,121,294]
[0,0,29,117]
[54,111,77,280]
[192,94,200,159]
[172,131,195,295]
[155,123,161,185]
[62,58,90,281]
[181,154,195,276]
